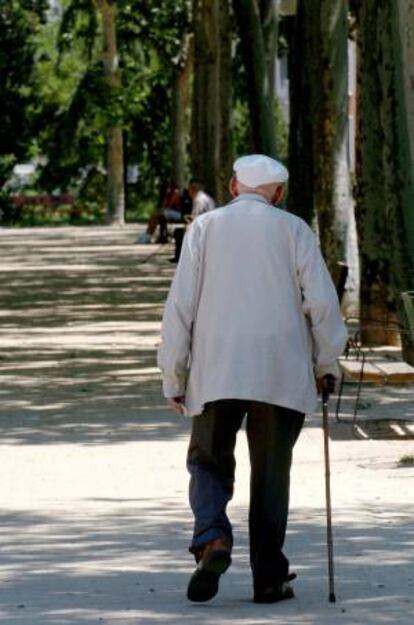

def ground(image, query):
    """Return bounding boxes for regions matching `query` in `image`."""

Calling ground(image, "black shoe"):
[253,572,296,604]
[187,549,232,603]
[254,581,294,604]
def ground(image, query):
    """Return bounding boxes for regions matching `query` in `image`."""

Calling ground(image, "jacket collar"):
[229,193,272,207]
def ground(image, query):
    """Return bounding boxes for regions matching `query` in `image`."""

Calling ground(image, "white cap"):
[233,154,289,187]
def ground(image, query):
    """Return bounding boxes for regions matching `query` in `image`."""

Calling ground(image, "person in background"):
[170,179,215,263]
[187,178,215,219]
[136,180,185,244]
[158,154,347,605]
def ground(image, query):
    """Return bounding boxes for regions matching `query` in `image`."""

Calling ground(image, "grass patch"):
[398,454,414,467]
[1,198,155,227]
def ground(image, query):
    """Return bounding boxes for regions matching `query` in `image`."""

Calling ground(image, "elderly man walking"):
[158,154,347,604]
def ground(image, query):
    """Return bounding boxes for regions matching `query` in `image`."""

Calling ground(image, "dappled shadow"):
[0,501,413,624]
[2,225,413,446]
[325,384,414,441]
[2,228,414,624]
[0,226,188,445]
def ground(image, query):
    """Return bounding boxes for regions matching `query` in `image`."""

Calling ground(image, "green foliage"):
[274,99,288,164]
[38,63,112,191]
[0,0,48,185]
[2,0,286,225]
[70,166,106,224]
[3,201,74,227]
[117,1,190,62]
[232,30,288,163]
[398,455,414,467]
[35,0,190,207]
[0,190,18,224]
[232,100,251,157]
[57,0,99,62]
[232,85,288,165]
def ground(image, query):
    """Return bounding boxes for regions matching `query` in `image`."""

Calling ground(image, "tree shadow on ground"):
[2,229,414,623]
[1,226,413,446]
[0,227,187,445]
[0,337,193,445]
[319,384,414,441]
[0,502,413,625]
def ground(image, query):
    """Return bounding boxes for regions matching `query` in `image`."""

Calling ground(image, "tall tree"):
[51,1,190,215]
[355,0,414,353]
[392,0,414,362]
[313,1,349,277]
[288,0,350,278]
[191,0,232,203]
[380,3,414,308]
[95,0,125,225]
[55,0,124,224]
[260,0,278,100]
[120,0,191,195]
[232,0,278,157]
[287,5,315,224]
[354,0,394,343]
[171,33,193,188]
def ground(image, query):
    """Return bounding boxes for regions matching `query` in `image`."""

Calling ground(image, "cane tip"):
[329,592,336,603]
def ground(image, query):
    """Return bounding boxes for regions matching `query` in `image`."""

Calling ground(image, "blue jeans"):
[187,399,304,586]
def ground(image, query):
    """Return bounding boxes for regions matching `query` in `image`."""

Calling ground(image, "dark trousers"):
[173,227,185,262]
[187,399,304,587]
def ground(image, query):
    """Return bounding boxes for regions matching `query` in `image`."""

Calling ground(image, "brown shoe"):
[187,538,232,602]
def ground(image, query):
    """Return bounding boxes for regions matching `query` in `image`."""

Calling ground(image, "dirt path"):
[1,226,413,624]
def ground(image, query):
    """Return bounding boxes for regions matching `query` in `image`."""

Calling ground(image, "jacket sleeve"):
[157,222,201,398]
[296,223,348,378]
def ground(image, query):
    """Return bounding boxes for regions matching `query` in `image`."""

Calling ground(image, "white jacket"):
[158,193,347,416]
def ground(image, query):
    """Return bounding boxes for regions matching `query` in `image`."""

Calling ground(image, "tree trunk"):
[397,0,414,363]
[232,0,278,157]
[313,1,349,277]
[378,0,414,357]
[287,8,315,223]
[259,0,278,102]
[355,0,398,345]
[217,0,233,203]
[191,0,232,202]
[97,0,125,225]
[191,0,218,198]
[171,34,193,189]
[379,2,414,293]
[106,127,124,225]
[288,1,350,277]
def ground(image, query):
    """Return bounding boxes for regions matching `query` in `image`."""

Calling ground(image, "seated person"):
[186,178,215,220]
[171,180,215,263]
[137,180,190,244]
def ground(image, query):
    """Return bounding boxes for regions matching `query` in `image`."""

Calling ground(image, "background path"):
[1,226,413,624]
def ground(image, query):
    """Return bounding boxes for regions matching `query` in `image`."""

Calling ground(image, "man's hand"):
[167,396,186,416]
[316,374,336,398]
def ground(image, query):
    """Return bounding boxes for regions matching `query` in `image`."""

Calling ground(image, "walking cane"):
[322,376,336,603]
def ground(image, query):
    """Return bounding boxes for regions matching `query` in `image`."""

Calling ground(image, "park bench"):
[401,291,414,361]
[335,290,414,439]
